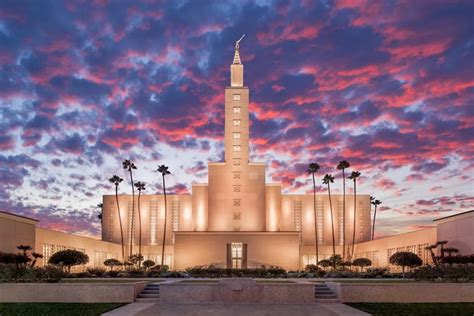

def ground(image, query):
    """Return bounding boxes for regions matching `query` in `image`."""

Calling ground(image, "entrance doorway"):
[226,242,247,268]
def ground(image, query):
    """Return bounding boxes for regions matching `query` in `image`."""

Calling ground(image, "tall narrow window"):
[293,200,302,231]
[172,200,180,232]
[150,201,158,245]
[316,200,324,244]
[233,119,241,127]
[127,201,135,245]
[338,200,344,246]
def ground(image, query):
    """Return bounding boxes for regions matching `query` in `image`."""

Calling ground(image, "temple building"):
[1,40,473,270]
[102,40,371,270]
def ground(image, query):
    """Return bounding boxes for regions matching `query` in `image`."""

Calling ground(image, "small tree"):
[328,255,343,269]
[352,258,372,272]
[318,259,332,270]
[143,260,155,270]
[128,254,144,268]
[389,252,422,277]
[48,249,89,273]
[103,258,122,271]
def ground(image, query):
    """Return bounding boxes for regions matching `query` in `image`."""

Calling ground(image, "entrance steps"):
[314,283,339,303]
[135,283,160,302]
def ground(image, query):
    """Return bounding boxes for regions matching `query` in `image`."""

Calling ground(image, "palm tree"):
[336,160,350,260]
[97,203,103,223]
[322,174,336,269]
[348,171,361,260]
[109,175,125,260]
[371,198,381,240]
[307,163,320,266]
[134,181,146,267]
[123,159,137,257]
[157,165,171,268]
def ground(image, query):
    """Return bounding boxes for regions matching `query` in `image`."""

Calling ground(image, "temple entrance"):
[227,242,247,268]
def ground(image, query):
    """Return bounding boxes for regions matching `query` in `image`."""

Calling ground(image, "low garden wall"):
[160,279,314,304]
[0,282,147,303]
[335,282,474,303]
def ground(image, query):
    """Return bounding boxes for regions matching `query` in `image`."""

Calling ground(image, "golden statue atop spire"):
[233,34,245,64]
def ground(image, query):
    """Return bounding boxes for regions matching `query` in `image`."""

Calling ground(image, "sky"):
[0,0,473,239]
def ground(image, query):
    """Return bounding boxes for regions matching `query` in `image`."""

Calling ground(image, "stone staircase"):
[135,283,160,302]
[314,283,339,303]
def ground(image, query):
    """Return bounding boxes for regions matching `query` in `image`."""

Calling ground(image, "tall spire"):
[233,34,245,64]
[230,35,245,87]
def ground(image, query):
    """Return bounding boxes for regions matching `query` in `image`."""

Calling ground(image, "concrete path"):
[104,303,369,316]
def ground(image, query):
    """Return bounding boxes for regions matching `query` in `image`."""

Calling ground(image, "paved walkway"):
[104,303,369,316]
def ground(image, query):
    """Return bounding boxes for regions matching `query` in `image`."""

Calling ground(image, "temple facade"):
[101,42,371,270]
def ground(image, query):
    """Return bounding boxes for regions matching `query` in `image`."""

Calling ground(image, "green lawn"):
[0,303,123,316]
[348,303,474,316]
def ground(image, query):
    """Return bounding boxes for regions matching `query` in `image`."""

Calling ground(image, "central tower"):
[207,36,266,232]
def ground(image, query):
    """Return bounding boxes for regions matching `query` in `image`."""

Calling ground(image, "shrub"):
[86,267,106,277]
[389,252,422,277]
[103,259,122,271]
[352,258,372,271]
[0,264,65,283]
[126,268,145,277]
[363,267,390,278]
[48,250,89,273]
[107,270,120,277]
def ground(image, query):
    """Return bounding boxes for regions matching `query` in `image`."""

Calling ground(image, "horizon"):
[0,0,473,239]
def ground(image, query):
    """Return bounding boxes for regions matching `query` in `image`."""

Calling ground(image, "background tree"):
[134,181,146,267]
[336,160,350,260]
[371,198,381,240]
[109,175,125,260]
[103,258,122,271]
[30,252,43,267]
[143,260,155,270]
[322,174,336,269]
[16,245,32,266]
[352,258,372,272]
[123,159,137,257]
[389,251,422,278]
[307,162,320,266]
[48,249,89,273]
[348,171,361,260]
[443,247,459,257]
[157,165,171,268]
[97,203,103,223]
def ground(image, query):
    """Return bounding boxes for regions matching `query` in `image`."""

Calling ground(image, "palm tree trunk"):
[342,169,346,261]
[161,175,168,268]
[328,183,336,270]
[115,186,125,261]
[351,180,357,260]
[312,174,319,267]
[372,205,377,240]
[129,170,135,258]
[137,190,142,268]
